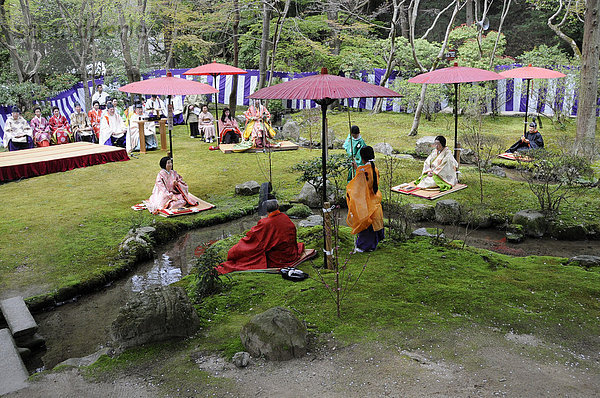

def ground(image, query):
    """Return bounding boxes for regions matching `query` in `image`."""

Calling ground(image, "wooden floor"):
[219,140,299,154]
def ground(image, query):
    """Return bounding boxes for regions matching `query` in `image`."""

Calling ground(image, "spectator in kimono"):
[127,102,158,153]
[88,100,102,140]
[71,103,95,142]
[30,106,52,147]
[218,107,241,144]
[3,106,34,151]
[216,199,307,274]
[415,135,458,191]
[99,102,127,147]
[242,100,276,148]
[91,84,110,109]
[172,95,184,125]
[48,107,72,145]
[198,105,216,143]
[143,156,201,214]
[146,95,166,119]
[111,98,127,122]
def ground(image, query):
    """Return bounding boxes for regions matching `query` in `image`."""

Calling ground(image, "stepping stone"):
[0,328,29,395]
[0,297,38,338]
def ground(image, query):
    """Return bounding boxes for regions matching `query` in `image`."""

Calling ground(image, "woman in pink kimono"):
[144,157,201,214]
[30,106,52,147]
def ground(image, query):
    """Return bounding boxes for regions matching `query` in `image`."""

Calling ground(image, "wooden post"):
[323,201,334,270]
[158,119,168,151]
[137,121,146,154]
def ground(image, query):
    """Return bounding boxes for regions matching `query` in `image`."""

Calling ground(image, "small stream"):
[28,213,600,373]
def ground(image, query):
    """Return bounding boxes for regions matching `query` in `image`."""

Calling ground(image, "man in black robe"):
[506,121,544,153]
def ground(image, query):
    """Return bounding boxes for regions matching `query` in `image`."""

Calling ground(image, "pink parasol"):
[183,62,248,145]
[499,64,566,134]
[119,72,219,158]
[408,62,505,159]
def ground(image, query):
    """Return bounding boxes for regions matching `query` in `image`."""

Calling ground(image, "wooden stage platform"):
[219,140,299,154]
[0,142,129,183]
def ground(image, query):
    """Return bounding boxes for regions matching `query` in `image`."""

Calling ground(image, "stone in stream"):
[110,286,199,351]
[568,255,600,268]
[235,180,260,196]
[240,307,307,361]
[512,210,547,238]
[406,203,435,221]
[232,351,251,368]
[0,328,29,395]
[297,180,336,208]
[435,200,461,224]
[299,215,323,228]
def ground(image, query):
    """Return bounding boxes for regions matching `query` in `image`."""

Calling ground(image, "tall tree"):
[575,0,599,156]
[228,0,241,115]
[258,0,271,89]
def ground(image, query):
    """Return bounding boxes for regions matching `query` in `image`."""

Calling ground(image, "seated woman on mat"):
[3,106,34,151]
[218,107,242,144]
[144,156,201,214]
[415,135,458,192]
[237,99,276,150]
[198,105,216,143]
[30,106,52,147]
[216,199,313,274]
[346,146,384,253]
[48,106,73,145]
[506,121,544,153]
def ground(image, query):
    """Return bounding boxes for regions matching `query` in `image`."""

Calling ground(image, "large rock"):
[548,220,587,240]
[568,255,600,268]
[406,203,435,221]
[512,210,547,238]
[460,148,477,165]
[235,180,260,196]
[240,307,307,361]
[110,286,199,351]
[298,214,323,228]
[415,136,436,157]
[488,165,507,178]
[280,120,300,141]
[297,180,336,208]
[435,200,461,224]
[119,226,156,259]
[286,204,313,219]
[373,142,394,156]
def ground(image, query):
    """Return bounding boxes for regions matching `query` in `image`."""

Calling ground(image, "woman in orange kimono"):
[144,157,201,214]
[88,100,102,140]
[346,146,384,252]
[48,107,72,144]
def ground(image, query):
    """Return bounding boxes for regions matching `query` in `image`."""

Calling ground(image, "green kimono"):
[343,134,366,181]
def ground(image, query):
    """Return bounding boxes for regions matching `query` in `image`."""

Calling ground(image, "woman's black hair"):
[159,156,171,170]
[350,125,360,135]
[435,135,446,148]
[52,106,60,112]
[33,106,41,112]
[221,107,232,123]
[93,100,100,106]
[359,146,378,194]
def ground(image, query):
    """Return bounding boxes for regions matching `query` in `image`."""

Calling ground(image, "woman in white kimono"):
[415,136,458,191]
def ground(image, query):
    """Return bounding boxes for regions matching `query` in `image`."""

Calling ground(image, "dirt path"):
[8,323,599,397]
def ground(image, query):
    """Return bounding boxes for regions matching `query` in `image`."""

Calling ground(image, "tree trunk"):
[258,0,271,89]
[326,1,340,55]
[268,0,291,87]
[373,0,401,114]
[0,0,25,82]
[466,0,474,25]
[548,0,582,60]
[228,0,240,115]
[489,0,511,68]
[399,2,409,38]
[575,0,599,157]
[138,0,150,66]
[118,9,138,83]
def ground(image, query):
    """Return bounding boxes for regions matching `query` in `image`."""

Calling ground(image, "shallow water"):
[28,213,600,372]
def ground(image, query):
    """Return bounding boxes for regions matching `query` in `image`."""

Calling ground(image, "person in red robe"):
[216,200,306,274]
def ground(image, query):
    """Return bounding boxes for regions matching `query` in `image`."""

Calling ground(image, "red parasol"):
[408,62,505,159]
[183,62,248,145]
[119,72,218,158]
[499,64,566,134]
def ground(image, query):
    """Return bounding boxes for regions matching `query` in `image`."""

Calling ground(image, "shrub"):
[192,245,227,300]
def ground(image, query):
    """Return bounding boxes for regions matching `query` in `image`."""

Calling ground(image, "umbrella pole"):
[316,98,333,270]
[453,83,459,161]
[167,95,173,161]
[523,79,531,136]
[213,73,219,146]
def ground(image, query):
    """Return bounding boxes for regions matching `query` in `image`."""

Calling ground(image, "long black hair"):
[359,146,378,194]
[221,107,233,123]
[435,135,447,148]
[159,156,171,170]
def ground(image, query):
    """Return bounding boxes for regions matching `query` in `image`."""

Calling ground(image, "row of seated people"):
[3,100,160,153]
[185,104,243,144]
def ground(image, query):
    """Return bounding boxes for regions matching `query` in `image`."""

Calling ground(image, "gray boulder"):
[286,204,313,219]
[460,148,477,165]
[411,227,444,238]
[415,136,436,157]
[391,153,415,160]
[373,142,394,156]
[505,232,524,243]
[110,286,199,351]
[232,351,251,368]
[235,181,260,196]
[512,210,547,238]
[240,307,307,361]
[119,226,156,258]
[548,220,587,240]
[406,203,435,221]
[299,215,323,228]
[568,255,600,268]
[280,120,300,141]
[435,200,461,224]
[297,180,336,208]
[488,165,507,178]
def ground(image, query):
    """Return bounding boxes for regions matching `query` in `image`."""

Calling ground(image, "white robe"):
[127,113,157,152]
[3,116,32,147]
[99,112,126,145]
[416,146,458,189]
